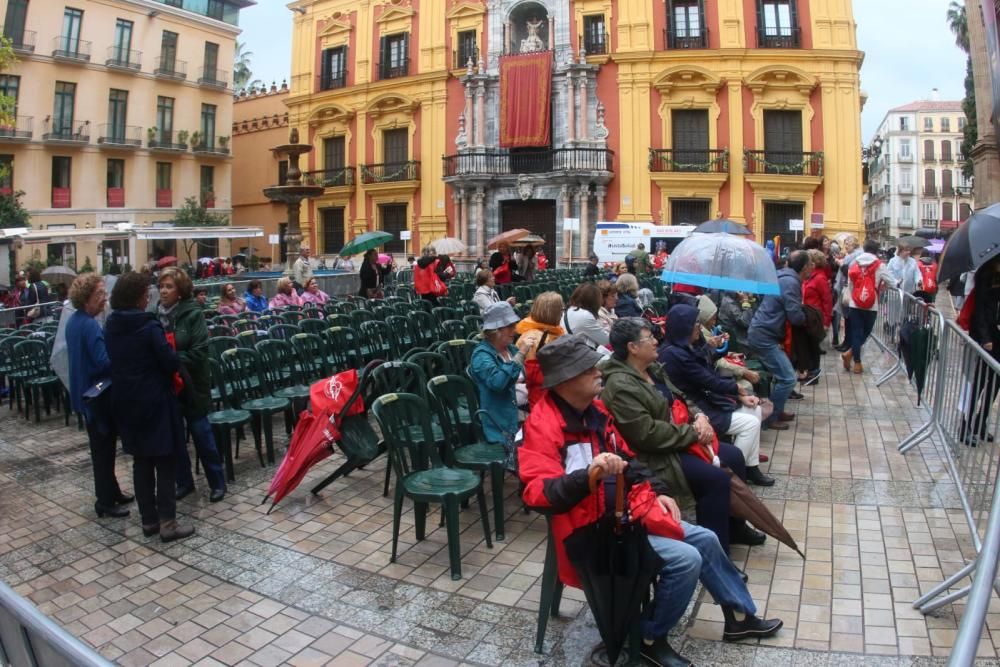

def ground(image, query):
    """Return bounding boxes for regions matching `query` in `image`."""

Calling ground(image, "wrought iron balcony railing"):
[923,186,937,196]
[360,161,420,184]
[2,28,35,52]
[377,59,410,80]
[154,57,187,79]
[649,148,728,173]
[106,46,141,70]
[583,35,607,55]
[52,37,91,62]
[303,167,356,187]
[98,124,142,147]
[454,46,479,69]
[148,130,187,151]
[42,119,90,143]
[664,28,708,49]
[743,150,823,177]
[319,72,347,91]
[192,141,230,156]
[756,26,801,49]
[0,115,32,141]
[197,67,229,89]
[443,147,614,177]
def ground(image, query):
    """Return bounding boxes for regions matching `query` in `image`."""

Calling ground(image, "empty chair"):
[385,315,414,350]
[405,350,450,379]
[255,339,310,422]
[232,319,258,334]
[349,309,376,330]
[207,359,251,482]
[299,318,328,335]
[439,319,467,342]
[359,320,394,362]
[207,336,240,361]
[267,323,301,341]
[323,326,363,373]
[218,347,291,465]
[372,392,492,580]
[435,339,477,376]
[207,324,233,338]
[408,310,437,348]
[280,310,305,325]
[291,332,330,381]
[463,315,483,335]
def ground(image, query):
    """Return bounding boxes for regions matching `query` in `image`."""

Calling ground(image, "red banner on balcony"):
[499,51,552,148]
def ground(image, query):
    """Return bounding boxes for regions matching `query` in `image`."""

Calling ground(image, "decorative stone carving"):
[595,100,609,140]
[520,17,546,52]
[517,174,533,201]
[455,112,468,149]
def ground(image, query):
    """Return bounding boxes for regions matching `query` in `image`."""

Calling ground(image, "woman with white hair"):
[614,273,642,318]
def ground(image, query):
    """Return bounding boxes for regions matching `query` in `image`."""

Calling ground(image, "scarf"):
[158,302,178,331]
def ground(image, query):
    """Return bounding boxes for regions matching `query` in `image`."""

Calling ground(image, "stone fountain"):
[263,128,324,270]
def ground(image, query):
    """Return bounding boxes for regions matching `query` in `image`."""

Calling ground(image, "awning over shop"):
[133,227,264,240]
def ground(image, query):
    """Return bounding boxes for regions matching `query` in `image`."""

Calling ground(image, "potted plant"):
[218,135,230,151]
[190,131,202,150]
[147,126,158,146]
[177,130,189,147]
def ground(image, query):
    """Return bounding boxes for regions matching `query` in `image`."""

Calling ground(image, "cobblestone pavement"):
[2,320,1000,665]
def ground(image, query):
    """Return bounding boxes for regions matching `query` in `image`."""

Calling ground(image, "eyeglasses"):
[634,335,657,345]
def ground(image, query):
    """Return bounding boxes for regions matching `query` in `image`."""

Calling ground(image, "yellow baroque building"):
[287,0,863,263]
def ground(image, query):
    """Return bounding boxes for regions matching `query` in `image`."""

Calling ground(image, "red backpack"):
[917,261,938,293]
[848,259,880,309]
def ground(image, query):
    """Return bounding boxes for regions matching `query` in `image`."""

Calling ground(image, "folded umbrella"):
[726,470,805,559]
[487,228,530,249]
[661,233,780,295]
[938,202,1000,284]
[338,231,394,258]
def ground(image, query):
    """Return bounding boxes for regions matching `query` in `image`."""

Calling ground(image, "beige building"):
[230,82,289,265]
[1,0,254,272]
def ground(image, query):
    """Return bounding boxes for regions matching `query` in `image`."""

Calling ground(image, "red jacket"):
[802,271,832,327]
[413,257,442,296]
[519,393,683,588]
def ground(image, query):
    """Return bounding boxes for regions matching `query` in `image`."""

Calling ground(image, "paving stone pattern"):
[2,329,1000,665]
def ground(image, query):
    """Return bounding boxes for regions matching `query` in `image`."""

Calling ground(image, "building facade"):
[285,0,863,264]
[864,98,975,242]
[966,0,1000,209]
[230,82,290,264]
[1,0,253,271]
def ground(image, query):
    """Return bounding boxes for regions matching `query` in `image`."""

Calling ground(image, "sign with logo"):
[788,219,805,231]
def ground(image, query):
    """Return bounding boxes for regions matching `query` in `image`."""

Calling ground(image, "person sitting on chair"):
[520,335,783,667]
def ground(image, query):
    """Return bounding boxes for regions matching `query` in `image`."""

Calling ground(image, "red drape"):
[499,51,553,148]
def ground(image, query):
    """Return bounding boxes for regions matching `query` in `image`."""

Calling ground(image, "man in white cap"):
[519,335,782,667]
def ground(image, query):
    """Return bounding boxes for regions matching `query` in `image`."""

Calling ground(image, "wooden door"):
[500,199,556,263]
[763,110,802,172]
[671,110,709,169]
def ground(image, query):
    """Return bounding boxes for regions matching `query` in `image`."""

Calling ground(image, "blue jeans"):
[750,341,796,416]
[846,308,877,364]
[642,522,757,640]
[176,416,227,492]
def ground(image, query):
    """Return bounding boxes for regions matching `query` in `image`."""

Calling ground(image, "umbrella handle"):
[587,468,626,521]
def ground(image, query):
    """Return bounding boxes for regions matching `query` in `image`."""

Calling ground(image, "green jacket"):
[169,298,212,418]
[600,357,699,508]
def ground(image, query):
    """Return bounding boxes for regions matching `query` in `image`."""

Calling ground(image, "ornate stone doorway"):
[501,199,556,261]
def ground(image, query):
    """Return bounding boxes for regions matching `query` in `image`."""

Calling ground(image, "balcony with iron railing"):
[377,59,410,80]
[106,46,141,71]
[744,150,823,177]
[583,34,608,55]
[664,28,708,49]
[897,151,913,162]
[192,140,231,157]
[0,116,33,141]
[148,130,187,152]
[443,147,614,177]
[2,28,35,52]
[922,153,936,163]
[98,124,142,148]
[197,67,229,89]
[649,149,728,173]
[361,161,420,184]
[942,185,955,196]
[51,37,91,62]
[940,153,955,164]
[154,57,187,80]
[303,167,356,188]
[756,26,801,48]
[897,182,913,194]
[454,47,479,70]
[42,119,90,144]
[319,72,347,91]
[923,186,937,196]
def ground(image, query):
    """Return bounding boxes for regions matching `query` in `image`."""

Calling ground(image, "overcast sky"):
[236,0,968,145]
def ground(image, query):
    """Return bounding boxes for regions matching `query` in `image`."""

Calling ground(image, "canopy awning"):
[133,226,264,240]
[11,228,130,242]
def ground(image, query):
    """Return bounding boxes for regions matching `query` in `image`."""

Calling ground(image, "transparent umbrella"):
[660,233,780,295]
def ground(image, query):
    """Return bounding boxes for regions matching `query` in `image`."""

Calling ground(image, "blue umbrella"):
[661,233,780,295]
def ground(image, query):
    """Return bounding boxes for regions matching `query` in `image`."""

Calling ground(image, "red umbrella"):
[156,256,178,269]
[487,228,531,249]
[263,369,365,513]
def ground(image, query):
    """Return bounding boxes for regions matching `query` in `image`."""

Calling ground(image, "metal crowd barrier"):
[869,286,904,386]
[0,580,113,667]
[0,301,63,328]
[194,273,360,299]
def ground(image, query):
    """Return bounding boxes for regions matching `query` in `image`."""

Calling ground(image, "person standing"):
[582,253,601,278]
[627,243,650,274]
[292,247,314,291]
[747,250,812,429]
[358,249,385,298]
[24,268,51,322]
[488,242,518,284]
[157,268,227,504]
[414,246,445,305]
[841,240,896,375]
[914,248,939,302]
[887,244,921,295]
[833,235,860,351]
[66,274,132,519]
[961,256,1000,445]
[105,272,194,542]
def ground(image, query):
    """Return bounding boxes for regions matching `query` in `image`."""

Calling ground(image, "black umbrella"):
[563,471,662,666]
[899,318,933,405]
[938,202,1000,284]
[693,219,753,235]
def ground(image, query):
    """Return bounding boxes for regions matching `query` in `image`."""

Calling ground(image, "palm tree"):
[947,1,969,53]
[233,41,255,92]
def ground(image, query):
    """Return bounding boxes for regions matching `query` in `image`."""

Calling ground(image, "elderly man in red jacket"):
[519,335,782,667]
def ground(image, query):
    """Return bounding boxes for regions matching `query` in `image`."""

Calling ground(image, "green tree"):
[173,196,229,262]
[948,1,977,179]
[0,190,30,229]
[0,37,18,183]
[233,41,256,92]
[947,1,969,52]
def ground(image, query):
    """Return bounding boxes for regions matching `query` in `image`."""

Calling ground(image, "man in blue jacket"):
[747,250,813,429]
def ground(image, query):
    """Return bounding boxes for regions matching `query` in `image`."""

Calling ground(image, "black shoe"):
[113,493,134,505]
[142,523,160,537]
[835,343,850,353]
[801,370,822,386]
[731,522,766,546]
[95,502,130,519]
[640,637,693,667]
[730,559,749,583]
[763,419,789,431]
[209,488,226,503]
[175,485,194,501]
[746,466,775,487]
[722,607,783,642]
[788,390,805,400]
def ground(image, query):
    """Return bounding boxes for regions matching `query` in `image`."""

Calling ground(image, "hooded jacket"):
[802,270,833,327]
[845,253,896,311]
[658,304,740,434]
[468,339,522,443]
[747,267,806,347]
[104,309,184,458]
[600,357,698,508]
[164,297,212,419]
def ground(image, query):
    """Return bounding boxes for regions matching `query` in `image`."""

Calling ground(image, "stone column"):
[595,185,606,226]
[505,22,512,54]
[561,185,573,262]
[579,184,590,258]
[461,189,470,251]
[474,186,486,258]
[475,81,486,147]
[453,190,464,244]
[566,74,576,142]
[577,73,588,141]
[548,17,554,50]
[464,81,473,147]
